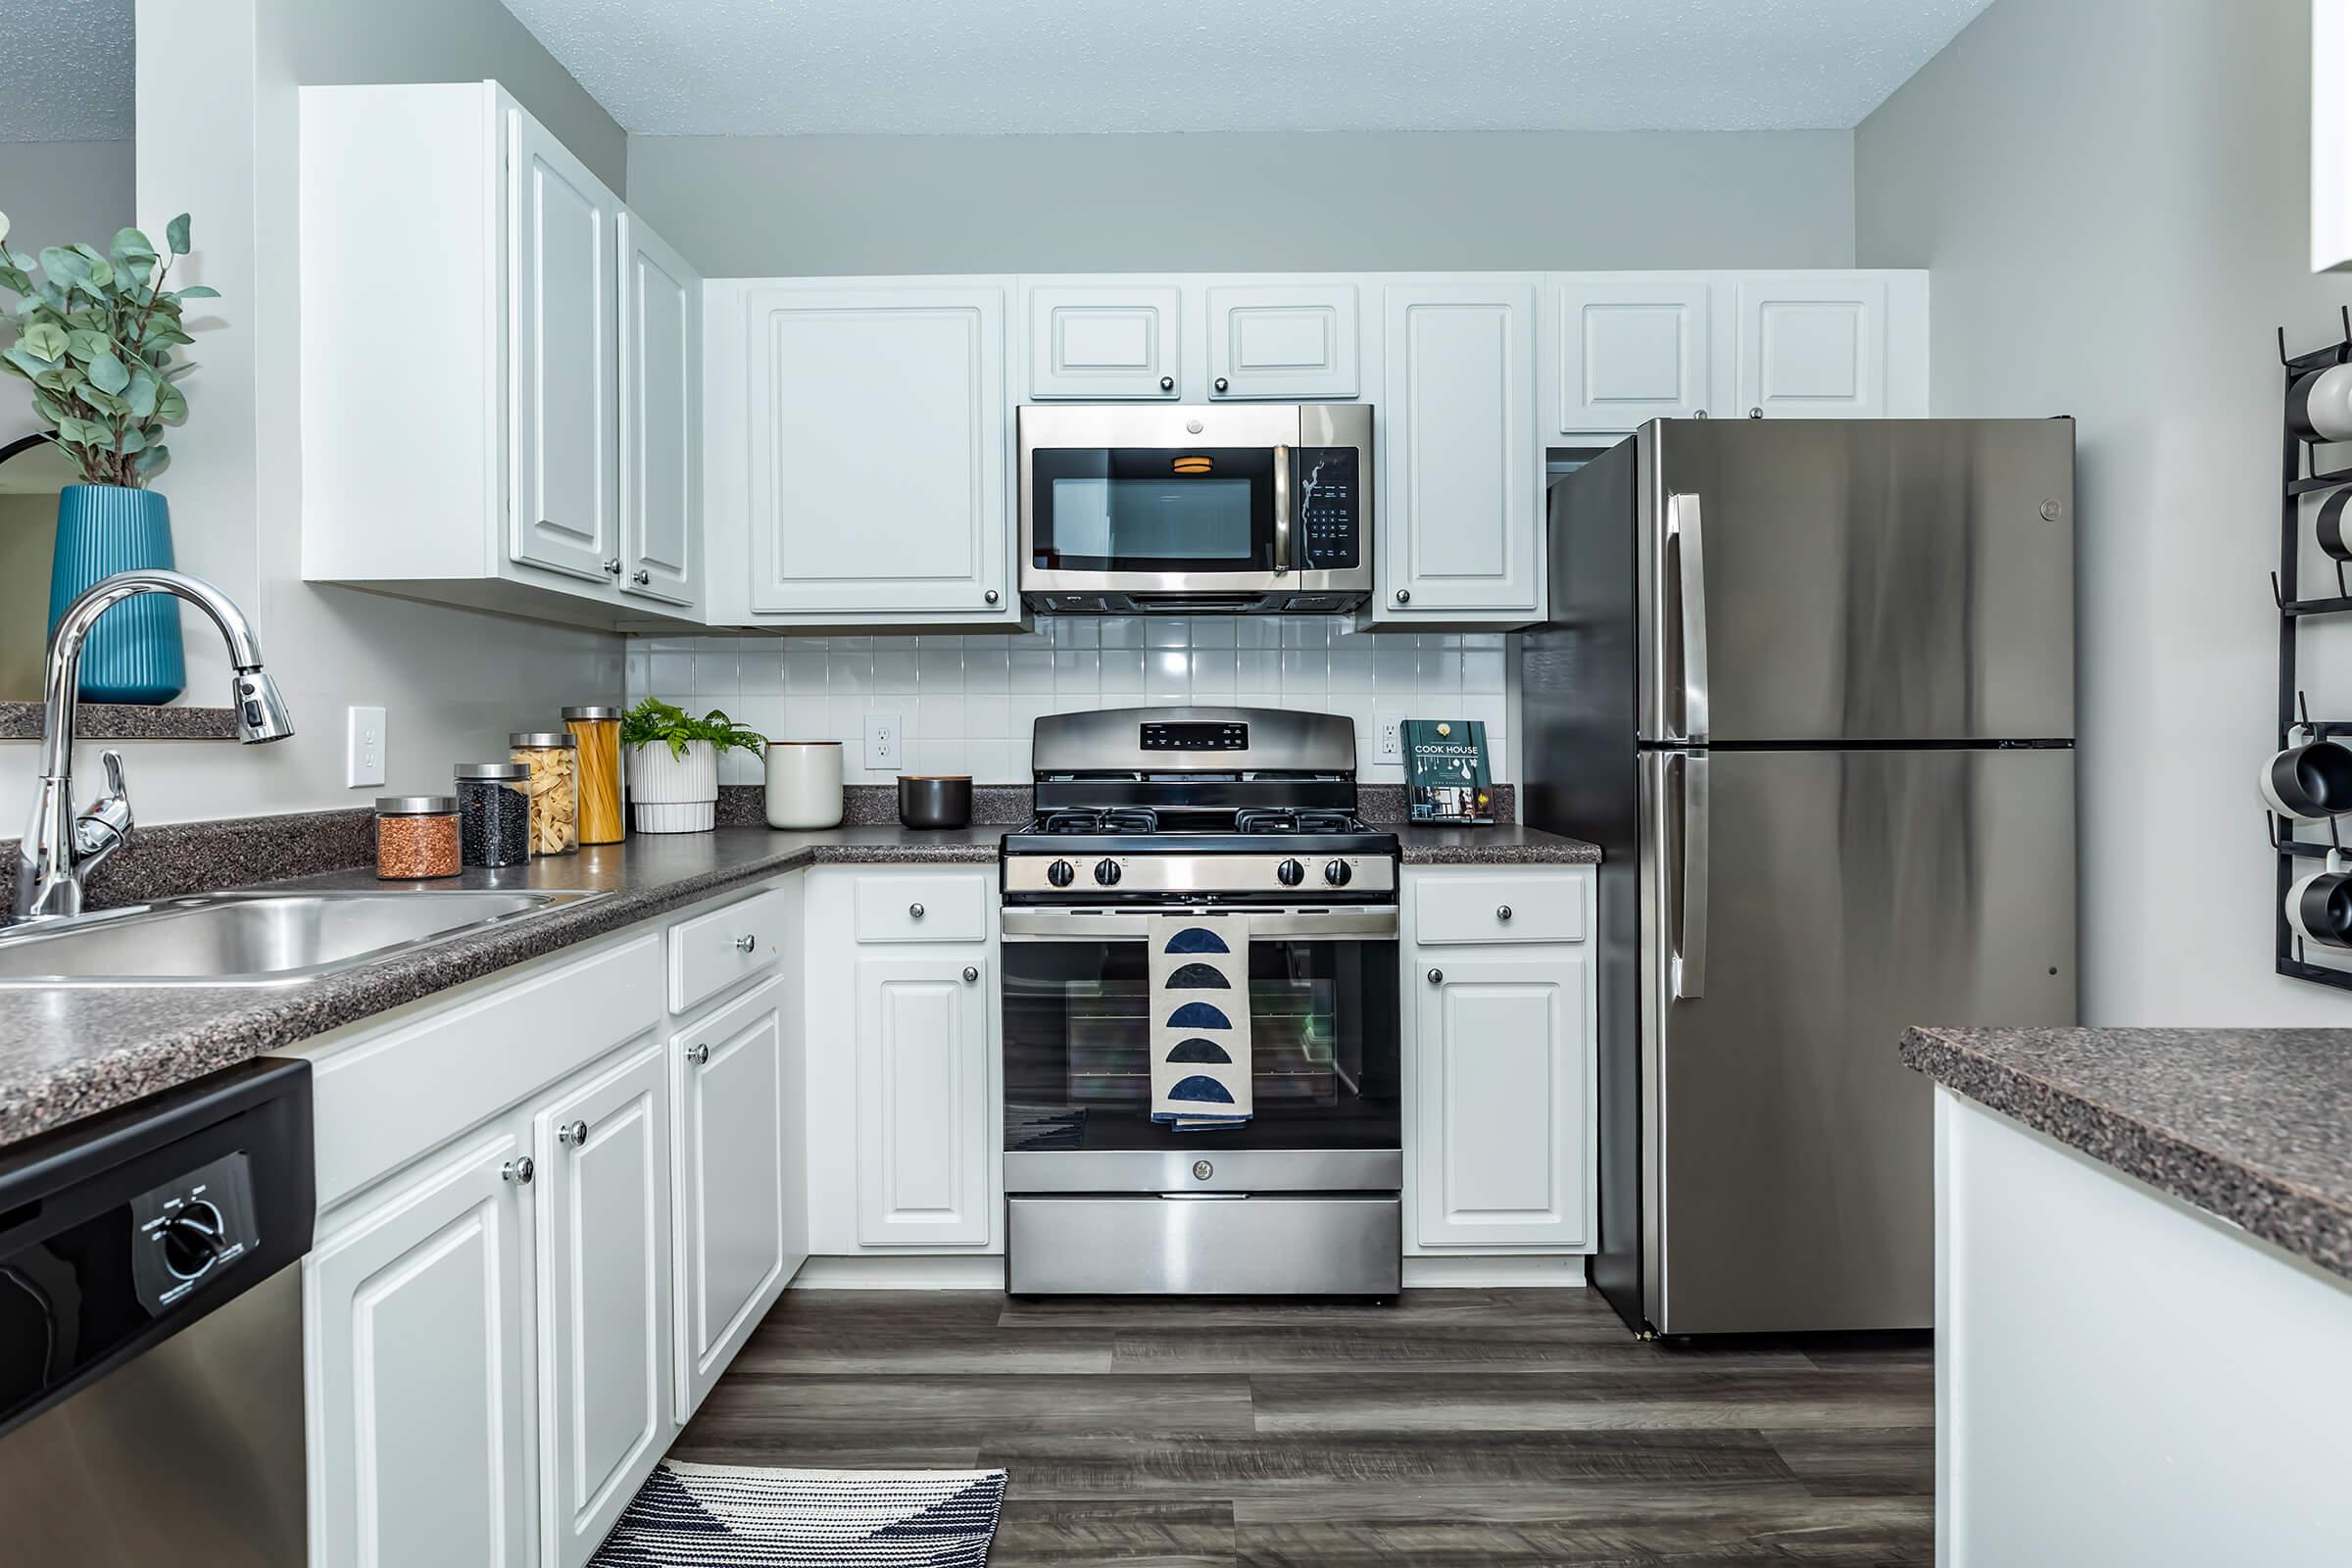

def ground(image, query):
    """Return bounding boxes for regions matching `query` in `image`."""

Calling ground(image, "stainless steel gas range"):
[1000,707,1403,1297]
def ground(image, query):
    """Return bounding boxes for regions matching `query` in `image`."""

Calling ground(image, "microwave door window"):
[1031,447,1275,572]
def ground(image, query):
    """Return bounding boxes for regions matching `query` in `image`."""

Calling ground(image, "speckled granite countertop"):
[1902,1025,2352,1283]
[0,825,1000,1150]
[1396,824,1600,864]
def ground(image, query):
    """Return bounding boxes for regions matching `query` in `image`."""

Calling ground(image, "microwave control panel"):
[1294,448,1360,570]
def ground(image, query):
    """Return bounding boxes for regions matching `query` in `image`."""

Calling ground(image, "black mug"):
[2289,855,2352,949]
[2261,739,2352,821]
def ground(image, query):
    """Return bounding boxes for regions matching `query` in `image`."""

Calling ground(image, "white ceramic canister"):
[765,740,845,829]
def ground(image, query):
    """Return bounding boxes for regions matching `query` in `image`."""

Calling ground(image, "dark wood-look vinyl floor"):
[674,1287,1934,1566]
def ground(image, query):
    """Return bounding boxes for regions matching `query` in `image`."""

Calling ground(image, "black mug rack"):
[2273,314,2352,986]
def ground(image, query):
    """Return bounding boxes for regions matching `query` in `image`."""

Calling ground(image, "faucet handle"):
[75,749,134,859]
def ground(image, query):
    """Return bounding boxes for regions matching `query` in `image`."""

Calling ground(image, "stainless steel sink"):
[0,889,605,987]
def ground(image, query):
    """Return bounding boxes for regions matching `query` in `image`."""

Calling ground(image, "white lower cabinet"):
[1403,865,1598,1253]
[308,1133,536,1568]
[673,975,801,1416]
[535,1040,672,1568]
[855,953,993,1245]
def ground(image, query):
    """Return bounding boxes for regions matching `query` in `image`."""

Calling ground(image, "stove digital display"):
[1141,721,1248,752]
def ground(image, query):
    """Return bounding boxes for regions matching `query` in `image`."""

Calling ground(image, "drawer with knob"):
[668,886,792,1014]
[1410,870,1588,946]
[853,872,990,943]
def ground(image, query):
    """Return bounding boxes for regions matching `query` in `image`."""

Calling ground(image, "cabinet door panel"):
[748,285,1009,615]
[1553,277,1712,429]
[1736,277,1887,417]
[537,1038,669,1568]
[1207,283,1359,400]
[618,213,699,608]
[1381,281,1541,619]
[510,109,617,583]
[675,978,793,1416]
[308,1137,531,1568]
[1027,284,1181,398]
[856,956,989,1245]
[1415,955,1590,1248]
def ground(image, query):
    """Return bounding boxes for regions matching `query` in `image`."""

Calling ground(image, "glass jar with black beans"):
[455,760,533,868]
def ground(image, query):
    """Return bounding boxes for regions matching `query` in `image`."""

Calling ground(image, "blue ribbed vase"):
[48,484,186,705]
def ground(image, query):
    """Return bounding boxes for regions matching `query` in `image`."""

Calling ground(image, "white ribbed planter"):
[626,739,718,833]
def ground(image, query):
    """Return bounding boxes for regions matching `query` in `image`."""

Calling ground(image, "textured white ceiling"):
[504,0,1995,137]
[0,0,133,141]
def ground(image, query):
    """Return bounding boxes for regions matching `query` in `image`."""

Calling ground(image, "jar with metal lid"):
[563,705,624,845]
[374,796,461,880]
[455,761,532,868]
[510,731,580,856]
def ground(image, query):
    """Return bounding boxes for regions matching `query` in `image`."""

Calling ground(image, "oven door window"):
[1003,935,1399,1152]
[1029,447,1277,572]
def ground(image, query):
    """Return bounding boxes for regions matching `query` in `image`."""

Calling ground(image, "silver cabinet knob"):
[735,933,757,954]
[985,589,1001,605]
[1158,375,1174,392]
[558,1119,588,1147]
[1496,905,1513,921]
[962,964,979,983]
[503,1155,536,1184]
[1395,588,1411,605]
[1426,967,1444,985]
[909,903,925,919]
[1749,408,1763,418]
[1214,376,1229,393]
[632,568,651,586]
[603,558,622,575]
[686,1042,710,1066]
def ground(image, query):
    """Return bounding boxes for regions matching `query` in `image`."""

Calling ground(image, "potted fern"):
[0,211,215,703]
[621,699,766,833]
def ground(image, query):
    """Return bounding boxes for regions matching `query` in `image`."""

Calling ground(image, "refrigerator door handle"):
[1668,492,1710,744]
[1673,751,1710,999]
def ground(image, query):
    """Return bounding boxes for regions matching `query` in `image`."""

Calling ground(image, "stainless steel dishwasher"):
[0,1057,314,1564]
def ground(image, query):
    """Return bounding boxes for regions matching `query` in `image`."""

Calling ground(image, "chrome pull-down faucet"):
[12,569,293,924]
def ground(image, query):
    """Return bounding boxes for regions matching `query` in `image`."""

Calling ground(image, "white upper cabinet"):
[1377,279,1543,625]
[299,82,698,629]
[618,214,701,610]
[733,280,1015,622]
[1205,282,1360,400]
[511,109,620,585]
[1731,274,1928,419]
[1549,275,1714,429]
[1026,282,1182,398]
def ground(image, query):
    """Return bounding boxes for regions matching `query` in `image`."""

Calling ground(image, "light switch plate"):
[1375,710,1406,762]
[346,706,386,788]
[865,711,902,771]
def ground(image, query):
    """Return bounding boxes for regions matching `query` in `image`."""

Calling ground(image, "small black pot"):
[898,774,973,829]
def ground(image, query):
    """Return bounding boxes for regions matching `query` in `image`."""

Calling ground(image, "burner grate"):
[1235,808,1362,835]
[1040,807,1161,836]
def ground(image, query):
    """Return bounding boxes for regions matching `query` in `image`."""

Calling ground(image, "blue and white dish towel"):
[1150,913,1253,1129]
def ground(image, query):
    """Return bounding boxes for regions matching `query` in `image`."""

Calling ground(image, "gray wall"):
[288,0,625,191]
[1857,0,2352,1024]
[627,128,1855,277]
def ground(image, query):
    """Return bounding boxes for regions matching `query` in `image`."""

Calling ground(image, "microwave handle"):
[1273,444,1291,576]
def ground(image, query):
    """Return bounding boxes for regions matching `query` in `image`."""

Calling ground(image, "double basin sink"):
[0,889,605,987]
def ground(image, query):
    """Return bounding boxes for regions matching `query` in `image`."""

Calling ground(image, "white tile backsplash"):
[630,616,1516,786]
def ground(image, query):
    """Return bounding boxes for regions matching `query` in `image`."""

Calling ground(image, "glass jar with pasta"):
[509,731,580,856]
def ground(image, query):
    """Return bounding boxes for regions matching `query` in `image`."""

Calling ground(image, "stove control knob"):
[1324,859,1352,887]
[1094,858,1122,886]
[1276,858,1306,887]
[1047,858,1076,888]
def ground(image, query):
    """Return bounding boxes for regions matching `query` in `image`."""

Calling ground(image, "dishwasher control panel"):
[129,1151,259,1310]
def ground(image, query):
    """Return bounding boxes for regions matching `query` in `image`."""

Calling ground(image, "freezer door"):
[1640,744,2076,1335]
[1637,418,2076,745]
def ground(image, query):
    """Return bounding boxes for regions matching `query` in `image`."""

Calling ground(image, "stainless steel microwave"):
[1018,404,1373,614]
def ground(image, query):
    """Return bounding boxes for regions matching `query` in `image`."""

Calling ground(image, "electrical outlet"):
[1375,710,1406,762]
[345,706,386,788]
[865,711,902,771]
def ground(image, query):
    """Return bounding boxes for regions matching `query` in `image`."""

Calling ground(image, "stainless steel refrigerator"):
[1522,418,2079,1337]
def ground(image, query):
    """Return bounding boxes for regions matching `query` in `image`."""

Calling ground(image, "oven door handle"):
[1000,906,1399,941]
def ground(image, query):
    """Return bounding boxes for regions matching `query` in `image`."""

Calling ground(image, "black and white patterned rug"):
[589,1461,1007,1566]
